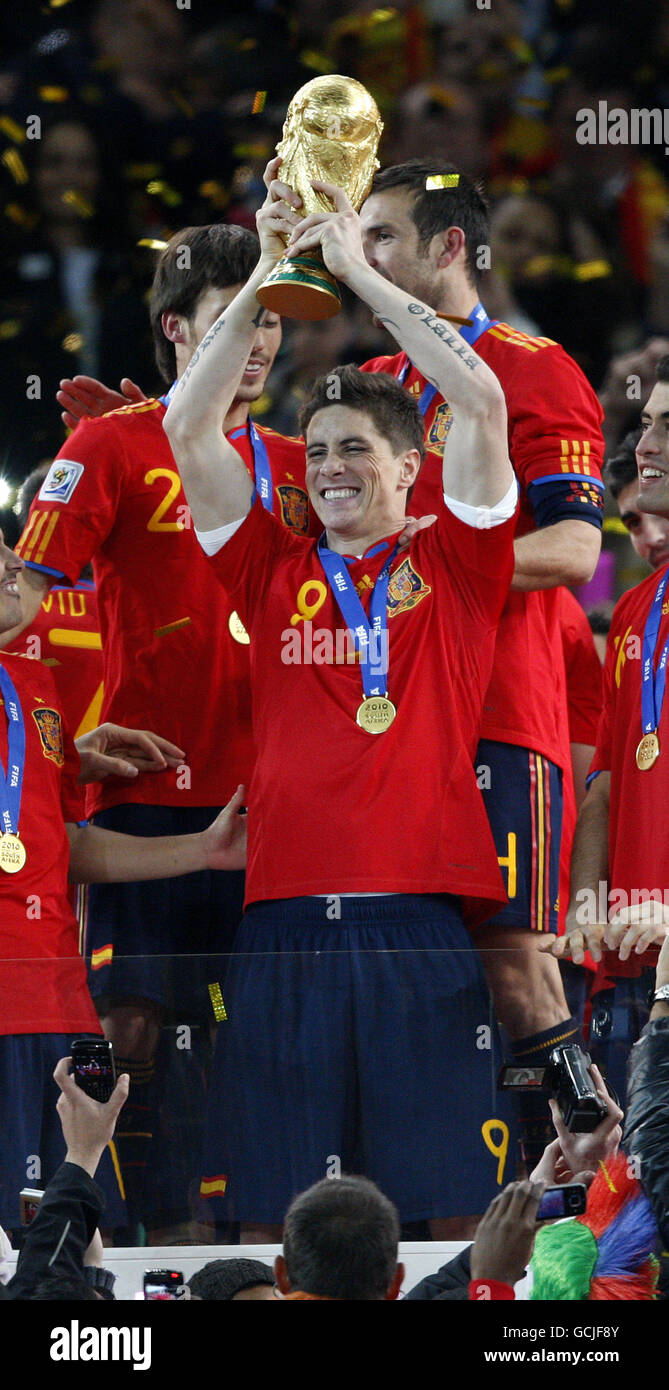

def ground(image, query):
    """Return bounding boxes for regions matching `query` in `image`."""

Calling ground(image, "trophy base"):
[256,254,342,321]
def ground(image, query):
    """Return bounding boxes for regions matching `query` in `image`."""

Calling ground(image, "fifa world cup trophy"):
[256,75,384,320]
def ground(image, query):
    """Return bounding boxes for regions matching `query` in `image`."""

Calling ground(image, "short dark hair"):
[369,159,489,288]
[31,1272,98,1300]
[282,1175,400,1301]
[657,354,669,384]
[588,608,611,636]
[298,364,425,462]
[603,429,641,500]
[16,462,51,529]
[149,225,260,383]
[187,1258,274,1300]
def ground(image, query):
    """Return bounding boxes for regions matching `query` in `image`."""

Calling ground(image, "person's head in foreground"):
[636,355,669,520]
[274,1175,405,1301]
[604,429,669,571]
[187,1258,276,1301]
[530,1153,659,1300]
[298,365,425,547]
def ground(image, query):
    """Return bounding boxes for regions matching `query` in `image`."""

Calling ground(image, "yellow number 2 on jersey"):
[144,468,184,532]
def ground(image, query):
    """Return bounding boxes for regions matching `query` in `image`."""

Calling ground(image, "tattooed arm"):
[285,180,513,508]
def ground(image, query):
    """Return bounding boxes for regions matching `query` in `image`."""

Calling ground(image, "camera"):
[498,1044,608,1133]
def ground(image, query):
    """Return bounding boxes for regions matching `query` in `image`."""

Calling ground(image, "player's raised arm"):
[283,178,514,510]
[163,161,291,530]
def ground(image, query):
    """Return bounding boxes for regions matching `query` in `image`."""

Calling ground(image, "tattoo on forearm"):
[177,315,227,392]
[406,302,479,369]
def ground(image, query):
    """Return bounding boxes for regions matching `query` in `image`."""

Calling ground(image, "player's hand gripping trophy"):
[256,75,383,321]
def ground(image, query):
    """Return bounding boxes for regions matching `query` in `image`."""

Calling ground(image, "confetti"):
[425,174,460,190]
[146,180,182,207]
[0,321,21,341]
[252,90,267,115]
[62,332,84,352]
[0,116,25,144]
[1,149,28,184]
[198,181,230,210]
[573,259,612,282]
[62,189,94,217]
[38,85,69,102]
[300,49,334,74]
[137,238,169,251]
[208,983,227,1022]
[5,202,38,230]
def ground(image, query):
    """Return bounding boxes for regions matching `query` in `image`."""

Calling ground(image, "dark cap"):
[187,1258,275,1300]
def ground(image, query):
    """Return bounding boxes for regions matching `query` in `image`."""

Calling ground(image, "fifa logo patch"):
[32,707,64,765]
[277,484,309,535]
[386,557,432,617]
[427,402,454,456]
[38,459,84,504]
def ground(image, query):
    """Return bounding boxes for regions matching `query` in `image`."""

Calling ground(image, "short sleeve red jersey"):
[0,653,100,1035]
[361,326,605,768]
[15,401,311,816]
[5,579,104,738]
[589,566,669,980]
[203,496,516,923]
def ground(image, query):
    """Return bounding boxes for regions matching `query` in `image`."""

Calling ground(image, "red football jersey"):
[589,566,669,980]
[204,496,516,922]
[5,579,103,738]
[0,653,100,1035]
[557,587,603,931]
[361,326,604,768]
[15,401,311,816]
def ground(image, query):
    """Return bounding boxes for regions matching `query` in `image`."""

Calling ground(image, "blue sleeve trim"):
[527,476,603,531]
[24,561,67,580]
[529,473,604,490]
[585,769,602,787]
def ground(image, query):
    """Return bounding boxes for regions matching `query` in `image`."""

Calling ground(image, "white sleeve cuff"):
[442,477,518,529]
[194,516,246,556]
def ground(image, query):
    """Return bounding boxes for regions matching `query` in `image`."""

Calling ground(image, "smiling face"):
[304,404,420,549]
[182,285,281,403]
[0,531,23,633]
[636,382,669,516]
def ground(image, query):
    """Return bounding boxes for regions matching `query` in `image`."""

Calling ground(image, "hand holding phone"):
[535,1183,587,1221]
[143,1270,185,1300]
[71,1038,116,1103]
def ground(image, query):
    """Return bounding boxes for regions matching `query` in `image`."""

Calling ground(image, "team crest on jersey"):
[32,707,64,765]
[277,484,309,535]
[427,403,454,456]
[387,557,432,617]
[38,459,84,504]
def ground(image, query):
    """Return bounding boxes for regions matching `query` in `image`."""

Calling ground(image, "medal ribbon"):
[0,665,25,836]
[161,384,274,511]
[317,536,399,698]
[641,569,669,734]
[397,300,497,418]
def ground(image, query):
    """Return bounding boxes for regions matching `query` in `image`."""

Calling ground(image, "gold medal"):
[228,611,250,645]
[636,731,660,770]
[0,833,26,873]
[356,696,396,734]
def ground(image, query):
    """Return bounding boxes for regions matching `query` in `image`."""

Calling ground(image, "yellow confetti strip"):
[137,237,169,251]
[62,189,94,217]
[208,983,227,1022]
[425,174,460,190]
[62,332,84,352]
[154,617,192,638]
[0,116,25,144]
[198,180,229,210]
[370,8,397,20]
[38,85,69,102]
[1,149,28,184]
[573,259,612,282]
[603,517,630,535]
[252,90,267,115]
[300,49,334,74]
[0,321,20,341]
[146,180,182,207]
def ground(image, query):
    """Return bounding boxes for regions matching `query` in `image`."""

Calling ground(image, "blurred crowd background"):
[2,0,669,605]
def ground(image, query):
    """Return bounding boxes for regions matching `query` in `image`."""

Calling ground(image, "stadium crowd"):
[1,0,669,1302]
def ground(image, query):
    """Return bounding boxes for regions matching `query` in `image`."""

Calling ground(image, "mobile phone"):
[19,1188,43,1226]
[143,1269,185,1300]
[70,1038,116,1102]
[536,1183,588,1221]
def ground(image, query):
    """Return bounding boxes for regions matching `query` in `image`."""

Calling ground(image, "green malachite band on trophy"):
[258,253,343,320]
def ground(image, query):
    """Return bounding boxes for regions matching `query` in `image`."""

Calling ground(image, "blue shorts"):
[80,804,245,1016]
[0,1034,126,1232]
[201,895,518,1224]
[587,969,655,1106]
[477,739,563,932]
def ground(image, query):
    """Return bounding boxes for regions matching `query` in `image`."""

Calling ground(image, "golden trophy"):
[256,75,384,321]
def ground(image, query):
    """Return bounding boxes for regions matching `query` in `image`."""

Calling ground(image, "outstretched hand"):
[76,723,185,783]
[201,784,247,871]
[57,375,147,430]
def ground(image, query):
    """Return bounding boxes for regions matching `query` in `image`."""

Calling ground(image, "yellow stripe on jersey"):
[75,680,104,739]
[486,326,556,351]
[48,628,102,649]
[17,508,49,562]
[33,512,59,566]
[104,398,163,419]
[108,1140,127,1203]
